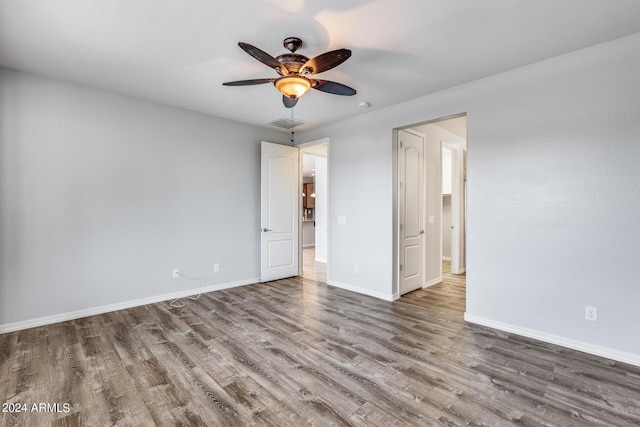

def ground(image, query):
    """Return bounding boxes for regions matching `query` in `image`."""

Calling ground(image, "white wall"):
[302,222,315,247]
[442,196,452,260]
[442,147,453,195]
[303,120,396,300]
[0,68,288,329]
[314,155,328,262]
[302,32,640,364]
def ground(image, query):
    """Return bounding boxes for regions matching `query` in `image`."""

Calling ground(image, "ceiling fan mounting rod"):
[283,37,303,53]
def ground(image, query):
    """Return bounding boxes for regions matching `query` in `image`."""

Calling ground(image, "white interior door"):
[261,141,299,282]
[398,130,425,295]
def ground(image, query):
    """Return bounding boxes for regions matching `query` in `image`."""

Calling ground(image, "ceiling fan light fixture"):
[224,38,356,108]
[275,76,311,99]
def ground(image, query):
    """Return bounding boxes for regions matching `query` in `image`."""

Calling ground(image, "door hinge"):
[400,140,403,148]
[399,223,403,231]
[400,264,403,271]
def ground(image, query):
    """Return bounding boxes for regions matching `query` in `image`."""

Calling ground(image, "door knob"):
[262,228,272,232]
[420,230,425,234]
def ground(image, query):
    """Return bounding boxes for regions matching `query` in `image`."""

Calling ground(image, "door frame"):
[296,138,330,279]
[393,113,467,298]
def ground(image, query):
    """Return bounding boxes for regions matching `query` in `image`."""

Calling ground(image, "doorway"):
[394,115,467,297]
[300,140,328,283]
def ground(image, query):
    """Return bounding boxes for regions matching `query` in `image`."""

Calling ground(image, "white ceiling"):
[2,1,640,131]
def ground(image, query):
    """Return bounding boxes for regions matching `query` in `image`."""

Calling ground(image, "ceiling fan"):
[223,37,356,108]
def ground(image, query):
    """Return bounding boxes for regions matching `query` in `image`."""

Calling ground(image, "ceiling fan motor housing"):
[275,53,310,75]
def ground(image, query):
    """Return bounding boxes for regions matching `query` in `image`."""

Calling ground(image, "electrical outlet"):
[585,306,598,322]
[354,264,359,274]
[213,263,220,272]
[172,269,180,279]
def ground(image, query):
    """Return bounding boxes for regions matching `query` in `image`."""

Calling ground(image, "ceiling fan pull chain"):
[290,107,295,144]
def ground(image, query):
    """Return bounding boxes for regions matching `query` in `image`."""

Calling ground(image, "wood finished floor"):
[302,247,326,284]
[2,263,640,426]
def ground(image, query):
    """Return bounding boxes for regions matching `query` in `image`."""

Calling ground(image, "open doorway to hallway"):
[300,141,328,283]
[395,114,467,298]
[437,116,467,275]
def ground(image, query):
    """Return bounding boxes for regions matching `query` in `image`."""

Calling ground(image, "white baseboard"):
[423,277,442,289]
[464,313,640,368]
[327,280,396,302]
[0,277,259,334]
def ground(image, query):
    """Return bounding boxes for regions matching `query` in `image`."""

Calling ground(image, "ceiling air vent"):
[266,117,305,130]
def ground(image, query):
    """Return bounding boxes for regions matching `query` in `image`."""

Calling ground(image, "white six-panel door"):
[398,130,425,295]
[261,141,299,282]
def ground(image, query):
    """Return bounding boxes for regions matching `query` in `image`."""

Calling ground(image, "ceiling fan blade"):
[283,95,298,108]
[312,80,356,96]
[300,49,351,75]
[238,42,282,70]
[222,78,275,86]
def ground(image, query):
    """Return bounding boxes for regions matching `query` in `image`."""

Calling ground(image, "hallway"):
[301,246,326,283]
